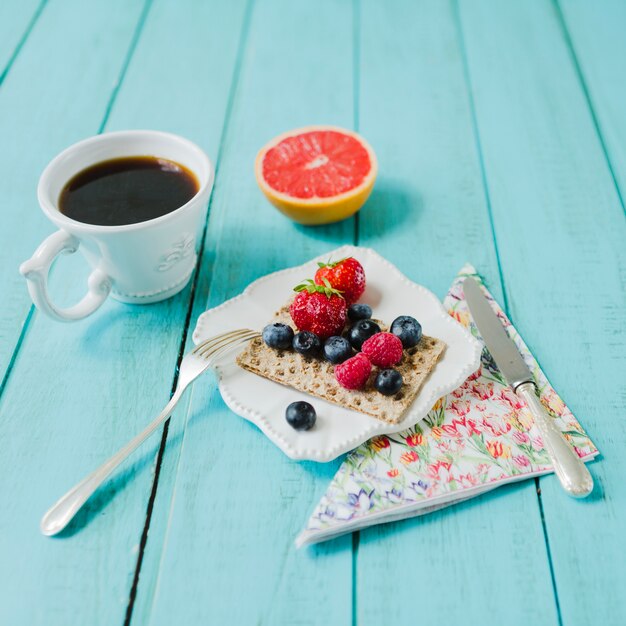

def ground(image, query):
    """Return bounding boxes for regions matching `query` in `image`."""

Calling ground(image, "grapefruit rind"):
[255,125,377,225]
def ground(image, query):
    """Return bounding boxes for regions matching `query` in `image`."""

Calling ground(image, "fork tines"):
[193,329,259,360]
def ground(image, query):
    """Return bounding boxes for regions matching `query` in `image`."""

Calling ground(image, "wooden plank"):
[132,0,357,624]
[103,0,251,620]
[0,0,43,81]
[354,2,560,625]
[457,0,626,624]
[0,0,149,621]
[0,0,146,383]
[0,1,247,624]
[558,0,626,207]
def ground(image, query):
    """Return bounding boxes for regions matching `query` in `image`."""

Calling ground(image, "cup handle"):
[19,230,112,322]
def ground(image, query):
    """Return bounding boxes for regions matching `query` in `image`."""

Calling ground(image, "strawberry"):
[290,279,347,339]
[314,257,365,304]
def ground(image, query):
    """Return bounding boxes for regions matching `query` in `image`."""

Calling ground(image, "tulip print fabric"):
[296,264,598,547]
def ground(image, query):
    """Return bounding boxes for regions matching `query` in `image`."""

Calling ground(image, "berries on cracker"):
[236,257,446,424]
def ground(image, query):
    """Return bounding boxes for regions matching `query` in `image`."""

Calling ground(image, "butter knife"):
[463,277,593,498]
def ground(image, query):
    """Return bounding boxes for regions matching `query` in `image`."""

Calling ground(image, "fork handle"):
[40,388,185,536]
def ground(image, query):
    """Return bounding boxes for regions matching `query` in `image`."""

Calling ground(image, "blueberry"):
[348,303,373,322]
[375,369,403,395]
[292,331,321,357]
[390,315,422,348]
[262,323,294,350]
[285,401,316,431]
[323,336,353,364]
[348,319,381,350]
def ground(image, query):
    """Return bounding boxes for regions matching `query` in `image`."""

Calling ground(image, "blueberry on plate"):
[262,323,294,350]
[348,319,381,350]
[390,315,422,348]
[375,369,403,396]
[285,401,316,431]
[292,331,322,357]
[347,303,373,322]
[323,336,353,364]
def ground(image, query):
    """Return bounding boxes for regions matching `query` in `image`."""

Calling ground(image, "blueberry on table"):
[390,315,422,348]
[262,323,294,349]
[323,336,353,364]
[347,303,373,322]
[285,401,317,431]
[292,331,322,356]
[348,319,381,350]
[375,369,403,396]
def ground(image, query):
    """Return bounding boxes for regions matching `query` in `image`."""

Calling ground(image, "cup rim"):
[37,130,214,233]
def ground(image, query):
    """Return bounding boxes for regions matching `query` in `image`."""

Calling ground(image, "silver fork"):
[40,328,260,537]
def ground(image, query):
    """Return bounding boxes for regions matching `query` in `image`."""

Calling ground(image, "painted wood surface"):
[0,0,44,81]
[0,0,624,624]
[0,0,145,381]
[559,0,626,204]
[458,1,626,624]
[0,0,245,624]
[355,2,558,624]
[134,1,355,623]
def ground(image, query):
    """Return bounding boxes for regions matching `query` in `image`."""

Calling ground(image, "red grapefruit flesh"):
[255,126,377,225]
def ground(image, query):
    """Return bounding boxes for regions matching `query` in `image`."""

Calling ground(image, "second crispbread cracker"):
[236,305,446,424]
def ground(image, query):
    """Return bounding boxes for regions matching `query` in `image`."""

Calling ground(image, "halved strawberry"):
[314,257,365,304]
[290,279,347,339]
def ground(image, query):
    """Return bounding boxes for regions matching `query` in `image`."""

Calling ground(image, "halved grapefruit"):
[255,126,377,225]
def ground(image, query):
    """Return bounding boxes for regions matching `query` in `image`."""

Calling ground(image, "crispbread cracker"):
[236,304,446,424]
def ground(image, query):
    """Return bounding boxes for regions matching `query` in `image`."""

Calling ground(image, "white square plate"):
[193,246,481,461]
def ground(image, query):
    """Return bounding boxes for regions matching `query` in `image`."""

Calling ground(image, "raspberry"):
[361,332,403,368]
[335,353,372,390]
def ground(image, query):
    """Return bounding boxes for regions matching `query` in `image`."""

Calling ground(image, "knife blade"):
[463,277,532,391]
[463,277,593,498]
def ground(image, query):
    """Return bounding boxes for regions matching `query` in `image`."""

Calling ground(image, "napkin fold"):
[296,265,598,548]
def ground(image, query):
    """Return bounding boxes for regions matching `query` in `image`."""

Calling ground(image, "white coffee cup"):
[20,130,214,322]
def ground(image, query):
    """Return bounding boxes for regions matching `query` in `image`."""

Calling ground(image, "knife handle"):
[516,382,593,498]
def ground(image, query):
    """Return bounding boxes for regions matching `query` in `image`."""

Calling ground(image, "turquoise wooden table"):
[1,0,624,624]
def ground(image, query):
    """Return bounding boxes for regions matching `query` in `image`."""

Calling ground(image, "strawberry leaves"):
[293,278,344,299]
[316,257,347,270]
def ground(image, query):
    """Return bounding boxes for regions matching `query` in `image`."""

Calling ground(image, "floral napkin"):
[296,265,598,548]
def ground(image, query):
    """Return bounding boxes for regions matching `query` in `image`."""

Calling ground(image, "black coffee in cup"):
[59,156,199,227]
